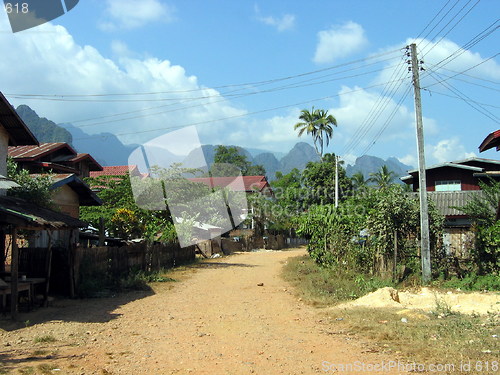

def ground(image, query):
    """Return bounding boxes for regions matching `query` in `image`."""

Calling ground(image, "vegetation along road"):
[0,249,410,374]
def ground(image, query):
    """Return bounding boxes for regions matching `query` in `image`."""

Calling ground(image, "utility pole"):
[409,43,431,283]
[335,155,339,208]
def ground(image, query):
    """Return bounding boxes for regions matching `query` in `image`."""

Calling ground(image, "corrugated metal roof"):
[8,143,75,160]
[0,92,38,146]
[0,196,87,228]
[479,130,500,152]
[409,190,487,216]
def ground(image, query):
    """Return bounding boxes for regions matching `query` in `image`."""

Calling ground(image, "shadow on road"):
[0,288,155,331]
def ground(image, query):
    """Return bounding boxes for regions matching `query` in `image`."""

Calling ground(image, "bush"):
[442,273,500,291]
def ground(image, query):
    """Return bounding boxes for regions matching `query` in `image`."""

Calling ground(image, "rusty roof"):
[0,92,38,146]
[479,130,500,152]
[8,142,77,160]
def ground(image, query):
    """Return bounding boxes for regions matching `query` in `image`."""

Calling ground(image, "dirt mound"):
[337,287,500,315]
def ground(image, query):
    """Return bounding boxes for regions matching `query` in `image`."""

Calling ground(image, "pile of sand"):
[337,287,500,315]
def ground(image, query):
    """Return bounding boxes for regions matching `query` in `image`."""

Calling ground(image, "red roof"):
[479,130,500,152]
[8,143,76,160]
[188,175,271,193]
[90,165,140,178]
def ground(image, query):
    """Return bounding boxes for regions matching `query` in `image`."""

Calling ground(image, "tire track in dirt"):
[2,249,407,374]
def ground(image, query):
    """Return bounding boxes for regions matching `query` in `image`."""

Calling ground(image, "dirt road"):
[1,249,406,374]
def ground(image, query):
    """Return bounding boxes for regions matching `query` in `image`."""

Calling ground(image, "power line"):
[427,70,500,123]
[48,61,404,128]
[6,48,402,99]
[424,88,500,108]
[71,79,409,141]
[423,51,500,88]
[420,0,481,57]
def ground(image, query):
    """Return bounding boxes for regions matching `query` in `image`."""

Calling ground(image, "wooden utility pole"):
[410,43,431,283]
[335,155,339,208]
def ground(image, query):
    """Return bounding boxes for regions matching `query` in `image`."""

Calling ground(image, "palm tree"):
[351,171,369,191]
[294,107,337,161]
[369,165,396,189]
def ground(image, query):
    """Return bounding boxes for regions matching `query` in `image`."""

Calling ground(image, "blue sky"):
[1,0,499,166]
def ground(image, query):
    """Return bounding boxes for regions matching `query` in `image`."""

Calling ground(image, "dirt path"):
[1,249,407,374]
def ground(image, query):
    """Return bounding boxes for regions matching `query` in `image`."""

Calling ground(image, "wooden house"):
[401,157,500,258]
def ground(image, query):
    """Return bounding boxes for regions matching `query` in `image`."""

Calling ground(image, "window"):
[435,180,461,191]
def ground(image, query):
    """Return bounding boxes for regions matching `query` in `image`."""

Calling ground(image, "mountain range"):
[15,105,413,180]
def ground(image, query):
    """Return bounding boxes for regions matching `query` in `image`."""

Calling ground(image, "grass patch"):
[33,335,56,344]
[281,255,394,306]
[37,364,57,375]
[330,308,499,372]
[120,270,176,291]
[437,273,500,291]
[17,368,34,375]
[283,255,500,373]
[31,350,49,356]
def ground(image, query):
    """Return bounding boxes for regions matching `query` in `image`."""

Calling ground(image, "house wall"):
[52,185,80,218]
[0,126,9,196]
[412,167,480,192]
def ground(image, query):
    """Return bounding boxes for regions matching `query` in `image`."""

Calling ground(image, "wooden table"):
[0,278,46,313]
[0,282,31,314]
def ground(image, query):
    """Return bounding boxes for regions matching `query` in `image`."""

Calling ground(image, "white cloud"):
[100,0,174,31]
[254,5,295,32]
[0,15,245,147]
[398,154,417,168]
[428,137,476,164]
[313,21,368,64]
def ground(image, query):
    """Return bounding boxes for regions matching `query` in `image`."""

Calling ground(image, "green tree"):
[301,153,352,205]
[7,157,54,209]
[211,145,266,176]
[458,179,500,274]
[369,165,396,189]
[294,107,337,161]
[351,171,369,192]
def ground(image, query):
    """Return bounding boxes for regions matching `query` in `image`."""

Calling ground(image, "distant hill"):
[280,142,320,175]
[180,142,319,180]
[346,155,413,182]
[253,152,281,179]
[60,123,138,166]
[16,105,73,144]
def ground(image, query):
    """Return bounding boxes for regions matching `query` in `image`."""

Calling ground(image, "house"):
[0,92,38,194]
[0,92,89,317]
[401,157,500,258]
[8,142,103,178]
[479,130,500,152]
[188,175,273,196]
[8,143,103,221]
[401,157,500,192]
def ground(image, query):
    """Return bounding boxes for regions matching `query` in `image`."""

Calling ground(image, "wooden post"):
[68,229,76,298]
[43,230,53,307]
[0,229,5,273]
[393,229,398,282]
[10,227,18,320]
[99,217,105,246]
